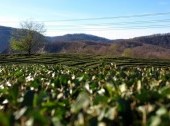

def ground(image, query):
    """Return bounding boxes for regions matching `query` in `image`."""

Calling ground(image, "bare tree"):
[10,20,46,55]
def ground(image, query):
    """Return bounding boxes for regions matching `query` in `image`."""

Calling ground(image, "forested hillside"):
[1,25,170,59]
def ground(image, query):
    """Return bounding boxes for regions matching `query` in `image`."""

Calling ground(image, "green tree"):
[10,20,46,55]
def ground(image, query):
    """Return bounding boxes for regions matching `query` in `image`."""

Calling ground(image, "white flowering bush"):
[0,55,170,126]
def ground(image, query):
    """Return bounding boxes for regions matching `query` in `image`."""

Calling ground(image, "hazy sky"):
[1,0,170,39]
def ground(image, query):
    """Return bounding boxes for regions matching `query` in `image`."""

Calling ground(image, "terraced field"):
[1,54,170,68]
[0,54,170,126]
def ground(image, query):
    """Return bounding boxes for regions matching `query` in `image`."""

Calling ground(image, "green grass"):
[0,54,170,126]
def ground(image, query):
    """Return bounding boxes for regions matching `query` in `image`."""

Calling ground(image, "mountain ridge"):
[1,25,170,59]
[0,25,112,53]
[47,33,111,43]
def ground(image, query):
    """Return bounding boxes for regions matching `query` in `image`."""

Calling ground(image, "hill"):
[44,41,170,59]
[0,26,13,52]
[45,33,170,59]
[133,33,170,48]
[44,40,110,54]
[47,33,111,43]
[1,25,170,59]
[0,26,111,53]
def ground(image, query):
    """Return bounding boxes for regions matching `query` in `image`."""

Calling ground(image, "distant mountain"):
[1,25,170,59]
[45,33,170,59]
[0,26,13,52]
[47,33,111,43]
[0,26,111,53]
[133,33,170,48]
[111,33,170,49]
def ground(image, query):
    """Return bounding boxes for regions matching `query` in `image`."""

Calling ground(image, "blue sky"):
[1,0,170,39]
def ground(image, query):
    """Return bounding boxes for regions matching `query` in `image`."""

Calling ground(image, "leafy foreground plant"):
[0,64,170,126]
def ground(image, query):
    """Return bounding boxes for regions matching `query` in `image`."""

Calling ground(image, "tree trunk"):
[28,49,31,55]
[28,43,32,56]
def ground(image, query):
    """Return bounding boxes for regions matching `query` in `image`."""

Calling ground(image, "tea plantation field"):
[0,54,170,126]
